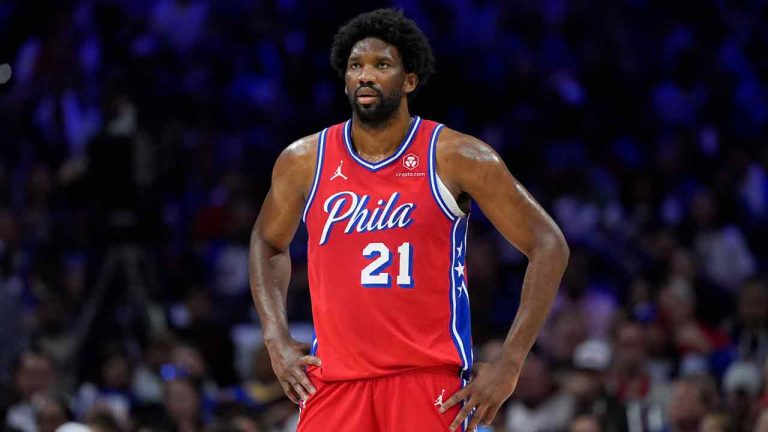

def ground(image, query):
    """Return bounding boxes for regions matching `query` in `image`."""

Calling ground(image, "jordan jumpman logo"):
[434,389,445,407]
[330,160,348,181]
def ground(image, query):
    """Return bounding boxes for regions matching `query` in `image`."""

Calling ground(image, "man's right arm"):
[249,133,320,404]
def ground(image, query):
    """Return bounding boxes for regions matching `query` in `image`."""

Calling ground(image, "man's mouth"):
[356,88,380,104]
[356,95,379,104]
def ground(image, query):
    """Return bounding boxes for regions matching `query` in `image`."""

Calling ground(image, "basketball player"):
[249,9,569,431]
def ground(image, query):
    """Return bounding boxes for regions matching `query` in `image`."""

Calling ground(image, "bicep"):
[255,188,303,253]
[253,149,312,253]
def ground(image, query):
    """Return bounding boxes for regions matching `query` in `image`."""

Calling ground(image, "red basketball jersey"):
[302,116,472,381]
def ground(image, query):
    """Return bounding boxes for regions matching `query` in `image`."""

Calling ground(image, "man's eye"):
[378,63,389,68]
[350,63,360,69]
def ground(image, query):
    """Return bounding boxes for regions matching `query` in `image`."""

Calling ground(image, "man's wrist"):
[497,346,528,370]
[263,328,291,349]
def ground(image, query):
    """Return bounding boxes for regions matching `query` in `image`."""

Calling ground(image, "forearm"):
[249,233,293,344]
[498,238,569,367]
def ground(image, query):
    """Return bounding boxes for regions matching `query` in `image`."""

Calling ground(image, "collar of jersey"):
[343,116,422,172]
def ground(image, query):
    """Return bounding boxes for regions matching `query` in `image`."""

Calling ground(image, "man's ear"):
[344,86,348,95]
[403,72,418,95]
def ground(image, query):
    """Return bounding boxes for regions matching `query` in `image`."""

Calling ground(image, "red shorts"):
[297,366,467,432]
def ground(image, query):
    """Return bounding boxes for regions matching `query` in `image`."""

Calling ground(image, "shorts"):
[297,366,467,432]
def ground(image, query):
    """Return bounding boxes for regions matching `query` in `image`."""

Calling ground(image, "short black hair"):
[330,8,435,95]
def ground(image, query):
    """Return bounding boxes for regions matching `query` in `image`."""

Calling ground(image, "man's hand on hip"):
[266,336,321,404]
[440,361,520,430]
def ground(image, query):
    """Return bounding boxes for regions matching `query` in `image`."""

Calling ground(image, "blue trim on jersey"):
[427,124,459,221]
[302,128,328,223]
[449,216,472,373]
[310,333,318,356]
[463,218,474,366]
[343,116,422,171]
[461,378,469,432]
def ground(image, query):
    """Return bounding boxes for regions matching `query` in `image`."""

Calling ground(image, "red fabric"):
[298,366,465,431]
[613,373,651,402]
[675,322,731,354]
[304,118,471,381]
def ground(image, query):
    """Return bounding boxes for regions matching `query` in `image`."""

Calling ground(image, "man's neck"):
[351,106,412,163]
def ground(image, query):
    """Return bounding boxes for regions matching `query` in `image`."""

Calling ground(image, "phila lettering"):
[320,191,415,245]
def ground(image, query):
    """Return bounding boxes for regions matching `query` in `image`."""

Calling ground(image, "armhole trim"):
[429,124,466,220]
[436,174,467,218]
[301,128,328,223]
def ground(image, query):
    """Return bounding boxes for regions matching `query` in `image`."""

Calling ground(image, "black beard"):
[348,86,403,128]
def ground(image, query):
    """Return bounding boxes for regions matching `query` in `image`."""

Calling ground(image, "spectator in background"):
[55,409,123,432]
[543,308,589,368]
[761,357,768,409]
[755,409,768,432]
[33,393,70,432]
[505,351,575,431]
[698,413,730,432]
[86,409,123,432]
[548,248,618,343]
[566,339,627,432]
[214,406,263,432]
[654,279,729,367]
[132,333,175,405]
[167,344,218,422]
[689,190,756,291]
[163,376,203,432]
[220,345,283,415]
[723,278,768,365]
[134,370,204,432]
[608,321,669,431]
[5,350,58,432]
[666,374,719,432]
[569,414,602,432]
[721,361,763,432]
[74,347,133,430]
[170,288,237,387]
[250,346,302,431]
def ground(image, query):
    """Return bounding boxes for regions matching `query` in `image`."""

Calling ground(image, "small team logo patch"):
[402,153,419,170]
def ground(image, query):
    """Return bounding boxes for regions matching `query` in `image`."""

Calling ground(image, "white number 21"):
[361,242,413,288]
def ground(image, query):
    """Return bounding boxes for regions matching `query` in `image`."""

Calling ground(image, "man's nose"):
[358,64,376,83]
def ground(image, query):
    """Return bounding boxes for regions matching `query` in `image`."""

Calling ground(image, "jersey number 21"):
[361,242,413,288]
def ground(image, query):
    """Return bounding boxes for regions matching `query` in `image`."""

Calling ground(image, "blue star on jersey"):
[454,242,469,297]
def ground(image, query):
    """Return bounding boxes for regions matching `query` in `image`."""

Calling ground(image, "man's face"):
[15,353,55,399]
[568,369,603,401]
[668,381,707,426]
[515,354,552,404]
[164,379,200,421]
[738,281,767,327]
[615,323,647,372]
[344,37,416,127]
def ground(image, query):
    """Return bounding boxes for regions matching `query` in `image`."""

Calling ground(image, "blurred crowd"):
[1,0,768,431]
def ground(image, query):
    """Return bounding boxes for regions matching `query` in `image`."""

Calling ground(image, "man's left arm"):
[436,130,570,430]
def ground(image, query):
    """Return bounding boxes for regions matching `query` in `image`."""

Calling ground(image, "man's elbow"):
[534,231,570,268]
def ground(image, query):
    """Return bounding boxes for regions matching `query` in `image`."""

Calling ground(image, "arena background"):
[1,1,767,431]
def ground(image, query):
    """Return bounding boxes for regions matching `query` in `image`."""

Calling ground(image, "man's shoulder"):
[433,125,499,165]
[275,130,326,171]
[283,131,322,158]
[280,120,347,161]
[271,131,326,185]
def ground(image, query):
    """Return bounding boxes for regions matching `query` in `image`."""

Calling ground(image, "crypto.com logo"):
[402,153,419,170]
